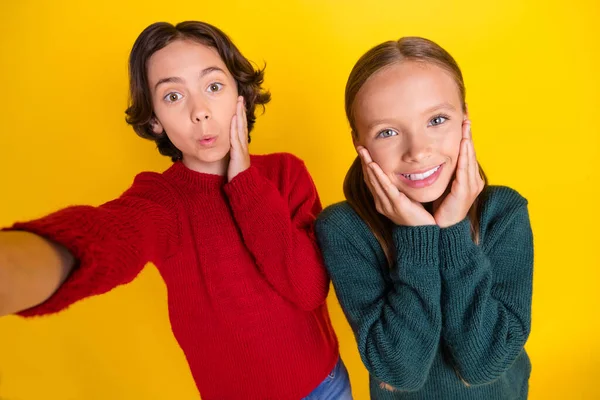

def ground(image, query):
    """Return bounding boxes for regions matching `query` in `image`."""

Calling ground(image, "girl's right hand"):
[357,146,436,227]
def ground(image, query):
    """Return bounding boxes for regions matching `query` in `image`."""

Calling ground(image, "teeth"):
[402,165,440,181]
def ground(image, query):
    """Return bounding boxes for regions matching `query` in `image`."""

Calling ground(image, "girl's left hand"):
[227,96,250,181]
[434,119,485,228]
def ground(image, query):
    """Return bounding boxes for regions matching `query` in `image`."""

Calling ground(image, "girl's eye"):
[429,115,448,126]
[377,129,398,138]
[208,83,224,92]
[164,92,183,103]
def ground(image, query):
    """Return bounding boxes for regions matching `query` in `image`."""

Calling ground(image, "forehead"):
[147,39,229,81]
[354,61,461,122]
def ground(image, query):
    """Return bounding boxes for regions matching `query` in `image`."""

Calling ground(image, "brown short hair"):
[125,21,271,161]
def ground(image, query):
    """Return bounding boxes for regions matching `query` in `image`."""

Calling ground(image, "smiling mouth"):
[400,164,442,181]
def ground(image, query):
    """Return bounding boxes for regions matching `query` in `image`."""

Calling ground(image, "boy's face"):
[148,39,239,174]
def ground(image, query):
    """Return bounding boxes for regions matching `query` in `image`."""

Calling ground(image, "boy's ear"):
[151,118,164,135]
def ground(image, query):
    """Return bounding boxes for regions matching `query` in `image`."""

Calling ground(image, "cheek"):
[154,103,184,128]
[222,132,232,148]
[212,97,237,130]
[368,144,399,174]
[440,130,463,163]
[222,87,240,114]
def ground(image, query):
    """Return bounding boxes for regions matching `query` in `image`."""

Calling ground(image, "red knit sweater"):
[10,153,339,400]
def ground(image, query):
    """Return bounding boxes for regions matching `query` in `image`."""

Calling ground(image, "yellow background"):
[1,1,598,399]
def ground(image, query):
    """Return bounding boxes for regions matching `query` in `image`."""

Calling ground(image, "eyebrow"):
[153,66,227,91]
[423,102,457,114]
[365,102,459,130]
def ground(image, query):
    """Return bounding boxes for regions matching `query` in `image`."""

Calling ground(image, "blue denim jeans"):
[302,357,353,400]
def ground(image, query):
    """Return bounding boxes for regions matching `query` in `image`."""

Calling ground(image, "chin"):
[195,147,230,164]
[401,183,448,204]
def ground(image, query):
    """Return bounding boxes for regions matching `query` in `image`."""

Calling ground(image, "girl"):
[0,21,352,400]
[316,37,533,399]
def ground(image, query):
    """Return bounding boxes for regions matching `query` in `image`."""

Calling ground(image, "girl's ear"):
[151,118,164,135]
[464,103,470,120]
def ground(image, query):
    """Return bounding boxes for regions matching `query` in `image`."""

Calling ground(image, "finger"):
[468,139,481,188]
[230,114,239,152]
[467,120,475,148]
[236,97,246,147]
[465,122,482,188]
[357,147,394,209]
[241,98,249,149]
[361,162,381,206]
[456,138,469,184]
[362,165,374,191]
[360,155,372,183]
[365,163,392,211]
[463,119,471,140]
[395,191,414,210]
[361,161,371,184]
[357,146,374,165]
[468,123,475,153]
[369,162,402,206]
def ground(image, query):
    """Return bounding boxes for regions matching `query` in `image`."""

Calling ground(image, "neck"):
[182,154,230,176]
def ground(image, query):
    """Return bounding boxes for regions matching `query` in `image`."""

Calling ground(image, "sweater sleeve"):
[5,173,178,317]
[316,210,442,391]
[223,156,328,311]
[439,194,533,385]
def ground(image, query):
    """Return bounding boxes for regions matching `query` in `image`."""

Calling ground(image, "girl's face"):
[353,61,466,204]
[148,39,239,174]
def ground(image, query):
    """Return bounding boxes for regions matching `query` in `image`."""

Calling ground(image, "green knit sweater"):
[316,186,533,400]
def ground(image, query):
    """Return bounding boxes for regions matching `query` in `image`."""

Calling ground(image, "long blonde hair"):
[343,37,488,265]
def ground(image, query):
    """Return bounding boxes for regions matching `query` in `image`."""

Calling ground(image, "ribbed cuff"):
[392,225,440,267]
[223,166,267,211]
[5,206,141,317]
[439,218,478,269]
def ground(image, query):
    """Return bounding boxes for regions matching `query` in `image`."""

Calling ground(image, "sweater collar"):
[163,161,227,193]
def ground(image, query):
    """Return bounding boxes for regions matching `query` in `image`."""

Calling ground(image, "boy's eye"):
[208,83,224,92]
[377,129,398,138]
[429,115,448,126]
[164,92,183,103]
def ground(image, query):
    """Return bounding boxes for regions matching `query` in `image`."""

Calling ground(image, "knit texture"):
[9,153,339,400]
[316,186,533,400]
